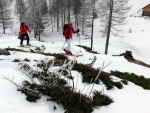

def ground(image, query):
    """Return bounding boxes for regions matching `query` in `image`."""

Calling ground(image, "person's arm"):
[72,28,78,33]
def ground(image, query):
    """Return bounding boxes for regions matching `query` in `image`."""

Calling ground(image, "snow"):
[0,0,150,113]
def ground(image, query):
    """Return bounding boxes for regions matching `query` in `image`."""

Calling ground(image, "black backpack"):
[63,24,68,36]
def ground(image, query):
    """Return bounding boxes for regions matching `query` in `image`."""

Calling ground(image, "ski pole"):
[78,32,82,52]
[30,32,31,41]
[59,40,67,53]
[79,32,81,45]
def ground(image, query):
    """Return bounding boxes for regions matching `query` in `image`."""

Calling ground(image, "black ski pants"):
[20,33,29,45]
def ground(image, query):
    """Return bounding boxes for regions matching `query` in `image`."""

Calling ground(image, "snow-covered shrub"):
[73,63,115,90]
[20,80,41,102]
[3,56,114,112]
[17,60,94,112]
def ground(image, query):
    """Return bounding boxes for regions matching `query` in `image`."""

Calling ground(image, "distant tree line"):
[12,0,96,43]
[0,0,12,34]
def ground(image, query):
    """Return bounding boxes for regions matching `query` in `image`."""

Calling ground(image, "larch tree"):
[0,0,12,34]
[27,0,48,40]
[98,0,131,54]
[15,0,26,22]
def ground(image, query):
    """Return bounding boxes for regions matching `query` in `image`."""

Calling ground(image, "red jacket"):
[63,24,77,38]
[20,24,30,35]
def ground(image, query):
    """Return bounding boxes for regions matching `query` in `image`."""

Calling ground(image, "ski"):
[17,46,30,48]
[62,53,83,57]
[73,54,83,57]
[17,45,38,48]
[24,45,38,48]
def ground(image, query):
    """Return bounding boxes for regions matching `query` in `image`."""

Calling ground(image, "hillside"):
[0,0,150,113]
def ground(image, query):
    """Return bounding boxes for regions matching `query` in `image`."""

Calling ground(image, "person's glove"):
[77,29,80,32]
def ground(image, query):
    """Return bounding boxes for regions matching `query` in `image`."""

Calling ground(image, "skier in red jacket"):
[63,22,80,55]
[20,22,31,47]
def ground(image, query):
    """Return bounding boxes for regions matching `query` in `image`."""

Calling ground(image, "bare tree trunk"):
[2,15,5,34]
[16,0,19,14]
[49,0,53,32]
[17,0,25,22]
[54,13,56,28]
[51,14,53,32]
[0,4,5,33]
[64,6,66,24]
[57,2,59,32]
[34,29,36,38]
[82,0,85,35]
[38,29,41,41]
[61,8,64,32]
[18,0,22,22]
[38,9,41,41]
[91,0,96,50]
[75,15,77,29]
[68,0,71,23]
[33,0,37,38]
[105,0,113,54]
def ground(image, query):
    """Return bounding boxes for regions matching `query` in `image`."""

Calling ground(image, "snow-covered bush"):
[17,59,113,112]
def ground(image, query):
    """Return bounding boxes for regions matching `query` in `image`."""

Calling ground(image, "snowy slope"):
[0,0,150,113]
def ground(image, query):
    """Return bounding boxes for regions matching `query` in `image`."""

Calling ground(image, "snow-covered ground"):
[0,0,150,113]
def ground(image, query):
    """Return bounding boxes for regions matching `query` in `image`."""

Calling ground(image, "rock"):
[0,49,10,55]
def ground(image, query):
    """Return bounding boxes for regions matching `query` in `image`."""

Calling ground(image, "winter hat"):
[21,22,24,26]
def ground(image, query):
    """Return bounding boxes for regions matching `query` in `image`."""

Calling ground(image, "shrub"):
[73,63,115,90]
[13,59,20,62]
[111,70,150,90]
[76,45,99,54]
[16,59,113,112]
[20,80,41,102]
[99,72,114,90]
[53,53,68,60]
[112,82,123,89]
[24,58,30,62]
[121,80,128,85]
[73,63,98,83]
[92,91,113,107]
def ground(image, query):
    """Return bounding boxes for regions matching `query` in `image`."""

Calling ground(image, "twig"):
[88,61,112,97]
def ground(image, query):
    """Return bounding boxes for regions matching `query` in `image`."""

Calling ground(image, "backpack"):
[63,24,68,36]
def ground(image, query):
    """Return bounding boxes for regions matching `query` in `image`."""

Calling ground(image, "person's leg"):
[25,33,30,45]
[65,38,71,52]
[20,34,25,46]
